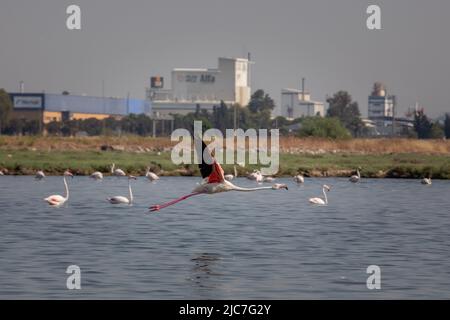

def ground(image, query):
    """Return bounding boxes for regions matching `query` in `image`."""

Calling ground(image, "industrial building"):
[277,79,325,119]
[366,83,413,136]
[146,57,252,119]
[8,92,150,132]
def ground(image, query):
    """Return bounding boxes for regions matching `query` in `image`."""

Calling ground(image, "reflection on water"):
[1,176,450,299]
[190,253,223,290]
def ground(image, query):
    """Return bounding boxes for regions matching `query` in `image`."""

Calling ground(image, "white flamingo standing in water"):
[149,140,288,212]
[111,163,126,177]
[309,185,331,205]
[108,176,137,205]
[90,171,103,180]
[35,170,45,180]
[44,171,73,206]
[349,168,361,183]
[294,174,304,184]
[145,167,159,181]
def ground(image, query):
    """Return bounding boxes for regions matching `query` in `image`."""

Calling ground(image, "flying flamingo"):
[35,170,45,180]
[111,163,126,177]
[309,185,331,205]
[90,171,103,180]
[107,175,137,205]
[149,140,288,212]
[349,168,361,183]
[44,171,73,206]
[145,167,159,181]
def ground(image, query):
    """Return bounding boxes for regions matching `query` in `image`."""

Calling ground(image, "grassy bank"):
[1,136,449,178]
[1,149,449,179]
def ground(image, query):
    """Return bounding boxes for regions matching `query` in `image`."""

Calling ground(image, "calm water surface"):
[0,176,449,299]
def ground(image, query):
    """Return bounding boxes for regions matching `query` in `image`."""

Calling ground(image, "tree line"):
[1,88,449,139]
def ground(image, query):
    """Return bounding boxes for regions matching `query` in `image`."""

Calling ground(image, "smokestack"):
[301,77,305,101]
[20,81,24,93]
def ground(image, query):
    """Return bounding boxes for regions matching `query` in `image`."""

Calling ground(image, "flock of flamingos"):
[1,140,433,210]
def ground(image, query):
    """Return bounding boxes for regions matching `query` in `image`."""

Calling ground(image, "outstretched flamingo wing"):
[198,139,224,183]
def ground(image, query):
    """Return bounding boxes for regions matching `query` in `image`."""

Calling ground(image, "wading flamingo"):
[149,140,288,212]
[145,167,159,181]
[111,163,126,177]
[349,168,361,183]
[294,174,304,184]
[421,177,432,185]
[90,171,103,180]
[35,170,46,180]
[309,185,331,205]
[107,176,137,205]
[44,171,73,206]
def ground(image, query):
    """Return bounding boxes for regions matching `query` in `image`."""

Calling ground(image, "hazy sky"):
[1,0,449,117]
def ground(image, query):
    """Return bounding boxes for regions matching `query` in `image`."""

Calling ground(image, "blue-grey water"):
[0,176,449,299]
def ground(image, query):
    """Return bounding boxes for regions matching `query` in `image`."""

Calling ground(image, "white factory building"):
[278,87,325,119]
[147,57,252,118]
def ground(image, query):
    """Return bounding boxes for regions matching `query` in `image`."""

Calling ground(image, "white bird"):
[349,168,361,183]
[111,163,126,177]
[224,165,238,181]
[35,170,45,180]
[421,177,432,185]
[309,185,331,205]
[294,174,304,184]
[149,141,288,211]
[108,176,137,205]
[247,170,263,182]
[224,174,234,181]
[145,167,159,181]
[0,170,4,176]
[263,176,275,182]
[90,171,103,180]
[44,171,73,206]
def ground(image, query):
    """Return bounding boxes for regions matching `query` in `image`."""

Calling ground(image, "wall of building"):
[279,89,324,119]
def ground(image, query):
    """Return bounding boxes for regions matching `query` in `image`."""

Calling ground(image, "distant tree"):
[430,122,444,139]
[326,91,363,137]
[413,109,433,139]
[248,89,275,113]
[445,114,450,139]
[0,89,13,133]
[298,117,351,139]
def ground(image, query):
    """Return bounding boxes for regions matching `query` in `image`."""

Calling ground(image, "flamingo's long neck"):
[63,176,69,200]
[231,184,272,192]
[128,180,133,203]
[323,187,328,204]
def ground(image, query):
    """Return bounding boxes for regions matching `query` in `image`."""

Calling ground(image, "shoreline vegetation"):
[1,136,449,179]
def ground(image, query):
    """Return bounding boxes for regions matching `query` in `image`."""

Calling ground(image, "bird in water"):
[90,171,103,180]
[294,174,304,184]
[145,167,159,181]
[44,171,73,206]
[149,139,288,212]
[349,168,361,183]
[309,185,331,205]
[421,177,432,185]
[111,163,126,177]
[107,175,137,205]
[35,170,45,180]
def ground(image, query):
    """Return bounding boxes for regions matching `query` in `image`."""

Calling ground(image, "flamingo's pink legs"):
[149,192,203,212]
